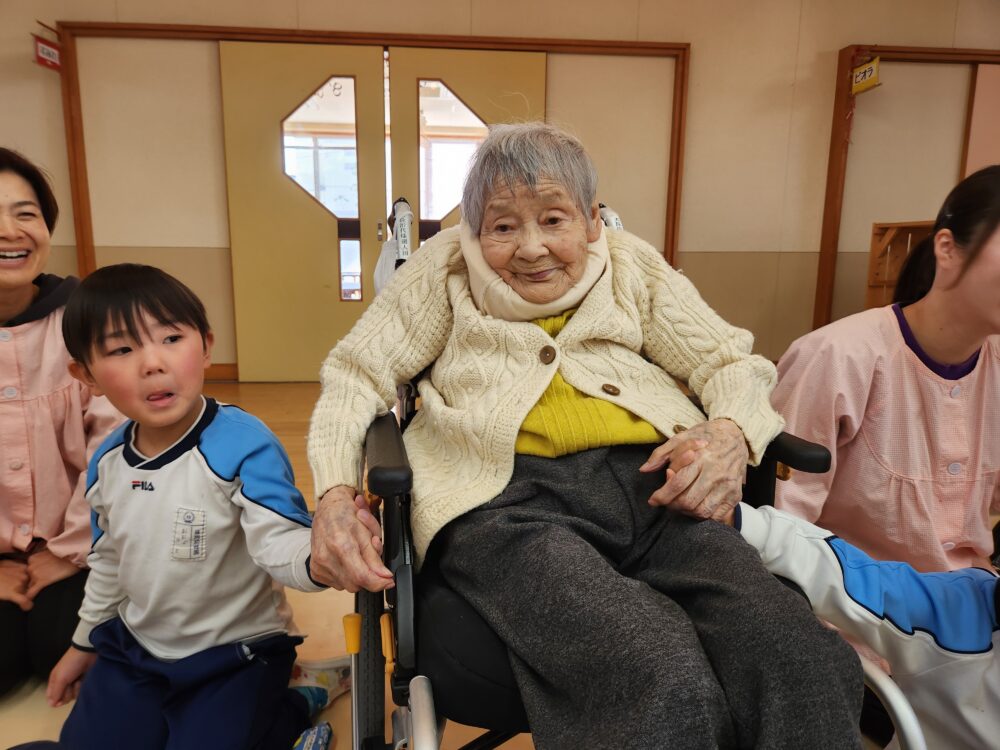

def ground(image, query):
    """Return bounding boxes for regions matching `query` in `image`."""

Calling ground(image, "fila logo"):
[131,480,155,491]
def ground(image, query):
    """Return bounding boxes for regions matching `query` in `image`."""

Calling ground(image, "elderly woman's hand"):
[640,419,749,521]
[310,485,394,593]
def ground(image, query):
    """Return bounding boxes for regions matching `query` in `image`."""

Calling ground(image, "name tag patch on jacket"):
[171,508,206,561]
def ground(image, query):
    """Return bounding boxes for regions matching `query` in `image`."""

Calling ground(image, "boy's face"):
[70,310,213,454]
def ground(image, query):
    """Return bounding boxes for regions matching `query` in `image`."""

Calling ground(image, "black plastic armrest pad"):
[762,431,831,474]
[364,412,413,496]
[394,564,416,670]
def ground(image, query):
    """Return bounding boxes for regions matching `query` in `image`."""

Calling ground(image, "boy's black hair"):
[62,264,210,366]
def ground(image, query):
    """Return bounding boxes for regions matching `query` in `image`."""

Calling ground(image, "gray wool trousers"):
[435,444,863,750]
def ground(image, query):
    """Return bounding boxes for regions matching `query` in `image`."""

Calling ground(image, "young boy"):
[47,264,336,749]
[732,502,999,749]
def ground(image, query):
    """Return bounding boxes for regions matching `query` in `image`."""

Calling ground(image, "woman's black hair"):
[62,264,210,366]
[0,147,59,232]
[894,165,1000,306]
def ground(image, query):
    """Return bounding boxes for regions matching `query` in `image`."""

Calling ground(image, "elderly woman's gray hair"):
[461,123,598,233]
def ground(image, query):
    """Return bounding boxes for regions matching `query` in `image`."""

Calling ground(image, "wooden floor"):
[0,382,532,749]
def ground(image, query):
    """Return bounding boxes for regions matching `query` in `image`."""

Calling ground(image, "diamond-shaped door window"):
[418,80,489,221]
[283,76,362,300]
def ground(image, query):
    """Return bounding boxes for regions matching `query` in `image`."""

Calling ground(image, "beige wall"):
[4,0,1000,365]
[965,64,1000,176]
[75,38,237,362]
[833,62,971,322]
[546,54,673,253]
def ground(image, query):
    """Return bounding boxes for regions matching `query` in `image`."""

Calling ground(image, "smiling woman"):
[0,147,121,699]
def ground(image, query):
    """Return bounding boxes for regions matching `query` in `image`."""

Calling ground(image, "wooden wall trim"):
[665,47,689,266]
[58,28,96,277]
[814,44,1000,329]
[812,46,857,329]
[959,64,979,179]
[58,22,689,272]
[57,22,689,55]
[206,363,238,381]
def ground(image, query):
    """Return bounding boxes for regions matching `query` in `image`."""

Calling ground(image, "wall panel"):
[836,62,970,318]
[546,54,673,252]
[965,65,1000,176]
[75,37,237,363]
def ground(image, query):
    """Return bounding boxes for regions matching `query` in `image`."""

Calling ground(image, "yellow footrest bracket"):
[343,613,361,655]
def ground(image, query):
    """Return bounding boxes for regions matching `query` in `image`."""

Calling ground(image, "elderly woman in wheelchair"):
[307,122,863,749]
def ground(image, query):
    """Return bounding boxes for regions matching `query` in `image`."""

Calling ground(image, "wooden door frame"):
[814,43,1000,329]
[56,21,690,275]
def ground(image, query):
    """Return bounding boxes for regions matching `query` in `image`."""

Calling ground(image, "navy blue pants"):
[59,619,311,750]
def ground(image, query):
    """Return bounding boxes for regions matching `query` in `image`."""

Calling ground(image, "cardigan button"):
[601,384,621,396]
[539,345,556,364]
[672,424,686,435]
[0,330,11,342]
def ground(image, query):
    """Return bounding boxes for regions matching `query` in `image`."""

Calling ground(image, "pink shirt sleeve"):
[770,332,873,523]
[46,388,122,567]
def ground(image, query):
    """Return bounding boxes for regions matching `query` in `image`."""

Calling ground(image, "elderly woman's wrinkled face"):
[480,180,601,305]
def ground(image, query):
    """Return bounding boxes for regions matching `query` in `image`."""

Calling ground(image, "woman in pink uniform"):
[772,166,999,743]
[773,165,999,574]
[0,148,121,696]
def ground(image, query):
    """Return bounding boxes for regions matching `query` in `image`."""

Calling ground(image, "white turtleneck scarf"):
[459,221,609,322]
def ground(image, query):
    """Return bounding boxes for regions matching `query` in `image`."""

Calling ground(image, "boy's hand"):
[310,485,394,593]
[47,646,97,707]
[0,559,32,611]
[26,549,81,600]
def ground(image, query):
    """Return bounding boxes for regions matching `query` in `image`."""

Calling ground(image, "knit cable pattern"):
[308,227,784,563]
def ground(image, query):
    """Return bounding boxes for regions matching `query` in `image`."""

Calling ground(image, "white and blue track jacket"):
[736,503,999,749]
[71,397,324,660]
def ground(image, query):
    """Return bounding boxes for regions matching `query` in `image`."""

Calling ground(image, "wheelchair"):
[341,201,927,750]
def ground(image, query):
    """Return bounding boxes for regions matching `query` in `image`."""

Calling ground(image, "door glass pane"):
[418,80,489,220]
[282,76,362,301]
[282,77,359,218]
[339,240,362,300]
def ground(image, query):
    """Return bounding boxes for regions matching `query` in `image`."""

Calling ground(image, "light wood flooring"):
[0,382,533,749]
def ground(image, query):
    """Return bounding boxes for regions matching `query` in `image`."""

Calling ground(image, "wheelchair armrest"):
[761,431,831,474]
[363,412,416,674]
[365,412,413,496]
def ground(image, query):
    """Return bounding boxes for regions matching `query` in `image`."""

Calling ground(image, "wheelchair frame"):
[341,201,926,750]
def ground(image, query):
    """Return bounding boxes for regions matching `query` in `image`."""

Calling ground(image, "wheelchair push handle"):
[392,198,414,264]
[599,203,624,231]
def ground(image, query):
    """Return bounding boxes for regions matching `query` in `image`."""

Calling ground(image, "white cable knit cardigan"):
[308,226,784,563]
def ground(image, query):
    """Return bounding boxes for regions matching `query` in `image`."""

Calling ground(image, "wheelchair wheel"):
[356,589,386,746]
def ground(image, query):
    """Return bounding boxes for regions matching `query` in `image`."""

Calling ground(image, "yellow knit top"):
[515,310,665,457]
